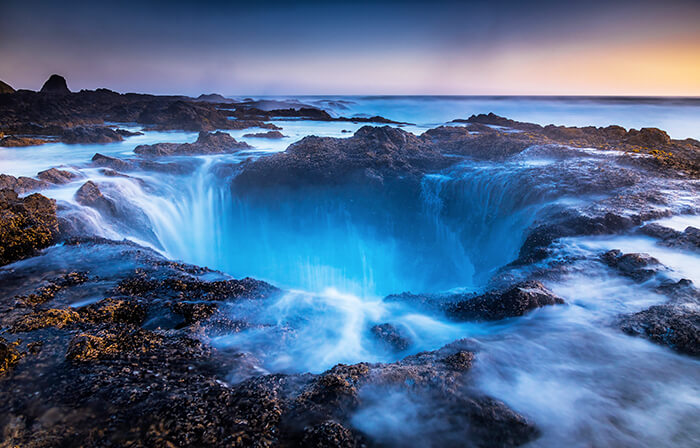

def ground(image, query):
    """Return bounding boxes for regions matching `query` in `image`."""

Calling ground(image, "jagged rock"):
[0,189,58,266]
[447,281,565,321]
[91,153,135,171]
[235,126,451,188]
[40,74,70,94]
[601,250,661,282]
[620,303,699,357]
[74,181,118,216]
[37,167,78,184]
[61,126,140,144]
[134,131,250,157]
[0,79,15,94]
[640,223,700,252]
[243,130,287,139]
[0,174,49,193]
[370,323,412,351]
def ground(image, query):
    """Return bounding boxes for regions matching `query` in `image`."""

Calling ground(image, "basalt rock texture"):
[37,168,79,185]
[234,126,452,188]
[60,126,141,144]
[458,113,700,175]
[0,189,59,266]
[0,238,538,448]
[134,131,250,157]
[0,174,49,194]
[619,279,700,357]
[385,281,565,321]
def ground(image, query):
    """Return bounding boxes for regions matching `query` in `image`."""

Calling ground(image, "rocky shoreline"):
[0,83,699,447]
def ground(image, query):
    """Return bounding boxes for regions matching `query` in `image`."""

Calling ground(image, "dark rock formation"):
[195,93,233,103]
[0,238,538,447]
[0,189,59,266]
[0,337,21,376]
[242,130,287,139]
[0,135,49,147]
[601,250,661,282]
[620,303,699,357]
[234,126,452,188]
[37,167,78,184]
[75,181,118,216]
[386,281,564,321]
[61,126,141,144]
[447,281,565,321]
[640,223,700,252]
[0,79,15,94]
[91,153,135,171]
[370,323,412,351]
[0,174,49,194]
[39,74,70,94]
[134,131,250,157]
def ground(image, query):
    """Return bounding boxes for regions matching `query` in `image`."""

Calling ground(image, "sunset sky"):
[1,0,698,96]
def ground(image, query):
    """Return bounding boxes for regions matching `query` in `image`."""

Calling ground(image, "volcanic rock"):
[61,126,140,144]
[0,135,48,147]
[601,250,661,282]
[242,130,287,139]
[37,167,78,184]
[0,174,49,193]
[234,125,451,188]
[134,131,250,157]
[447,281,565,321]
[370,323,412,351]
[0,189,58,266]
[39,74,70,94]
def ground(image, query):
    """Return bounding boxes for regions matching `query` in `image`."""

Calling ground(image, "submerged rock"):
[0,189,59,266]
[601,250,661,282]
[75,180,118,215]
[370,323,412,351]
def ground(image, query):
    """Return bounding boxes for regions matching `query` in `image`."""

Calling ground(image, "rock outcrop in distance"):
[0,75,281,141]
[233,115,700,192]
[39,74,71,94]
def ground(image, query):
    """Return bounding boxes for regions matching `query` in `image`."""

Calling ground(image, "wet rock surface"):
[0,189,59,266]
[60,125,141,144]
[235,126,452,188]
[243,130,287,139]
[134,131,250,156]
[37,168,79,184]
[0,238,539,447]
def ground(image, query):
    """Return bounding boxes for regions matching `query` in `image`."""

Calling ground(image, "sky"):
[1,0,698,96]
